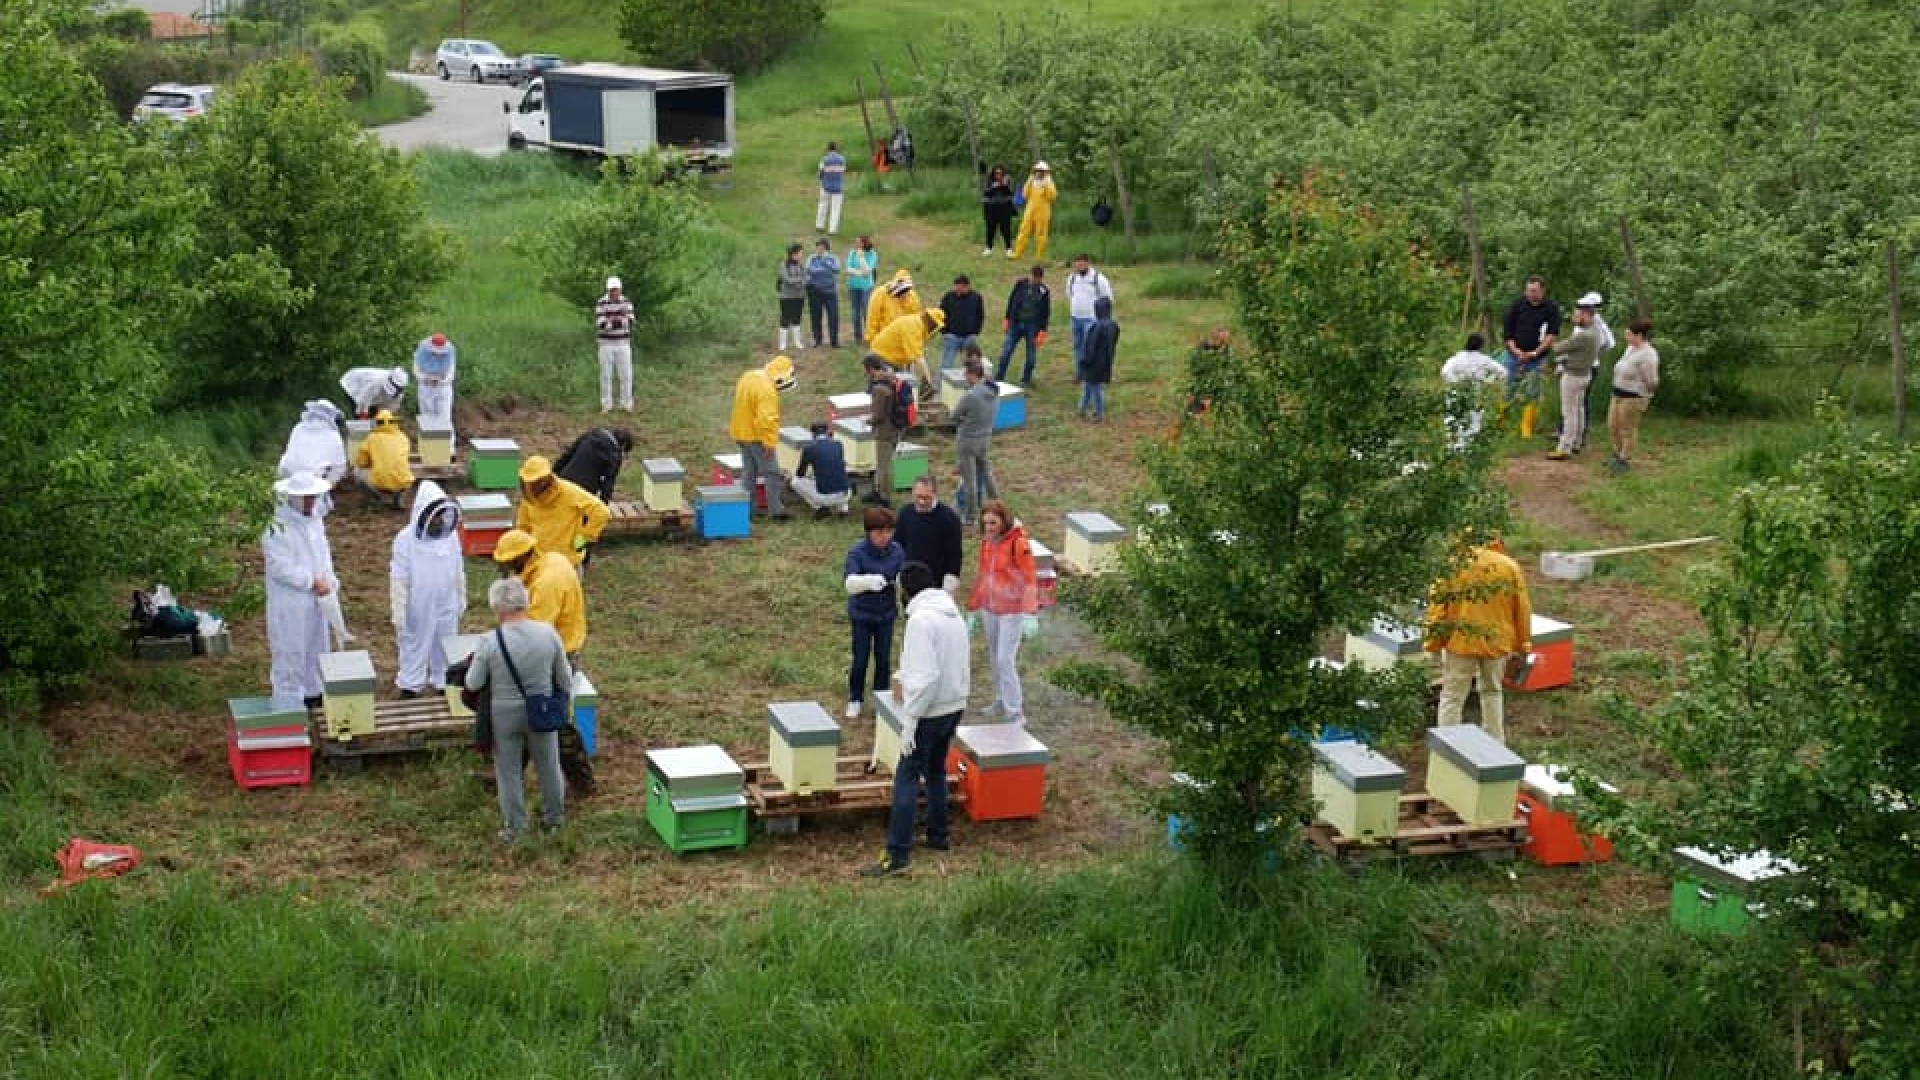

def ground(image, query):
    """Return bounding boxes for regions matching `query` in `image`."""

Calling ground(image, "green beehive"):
[1671,846,1801,935]
[645,745,748,854]
[466,438,521,491]
[891,442,929,490]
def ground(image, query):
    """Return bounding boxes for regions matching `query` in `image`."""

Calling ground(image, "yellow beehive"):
[1063,511,1126,575]
[1343,616,1427,673]
[1311,740,1406,841]
[872,691,907,772]
[767,701,841,794]
[833,417,876,472]
[1426,725,1525,824]
[442,634,482,718]
[418,423,453,467]
[776,426,811,476]
[319,650,377,741]
[641,458,685,513]
[938,369,969,411]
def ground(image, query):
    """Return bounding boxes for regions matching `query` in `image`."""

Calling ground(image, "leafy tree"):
[1054,179,1503,866]
[1605,408,1920,1074]
[618,0,824,73]
[517,157,719,333]
[0,0,252,712]
[167,57,451,404]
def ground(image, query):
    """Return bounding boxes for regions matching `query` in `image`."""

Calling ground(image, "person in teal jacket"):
[845,235,879,344]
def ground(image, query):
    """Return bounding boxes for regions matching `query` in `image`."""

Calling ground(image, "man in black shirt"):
[793,423,852,519]
[938,276,986,372]
[554,427,633,503]
[893,475,964,594]
[1502,276,1561,439]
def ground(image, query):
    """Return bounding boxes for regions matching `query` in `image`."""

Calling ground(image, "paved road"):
[377,74,519,155]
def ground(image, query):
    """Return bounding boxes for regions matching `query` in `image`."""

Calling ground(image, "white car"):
[436,39,516,83]
[133,83,216,121]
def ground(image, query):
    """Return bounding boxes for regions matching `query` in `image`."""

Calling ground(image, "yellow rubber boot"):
[1519,404,1537,439]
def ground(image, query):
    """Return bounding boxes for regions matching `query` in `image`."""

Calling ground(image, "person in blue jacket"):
[842,506,905,720]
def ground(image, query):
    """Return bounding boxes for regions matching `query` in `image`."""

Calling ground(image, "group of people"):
[815,143,1060,262]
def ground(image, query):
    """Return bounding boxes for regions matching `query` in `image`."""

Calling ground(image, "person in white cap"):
[1010,161,1057,261]
[595,276,635,412]
[263,471,340,707]
[277,400,348,486]
[390,481,466,700]
[339,366,410,418]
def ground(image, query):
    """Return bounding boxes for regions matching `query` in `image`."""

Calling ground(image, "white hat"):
[606,276,622,291]
[1033,161,1050,172]
[1576,291,1604,308]
[275,471,329,498]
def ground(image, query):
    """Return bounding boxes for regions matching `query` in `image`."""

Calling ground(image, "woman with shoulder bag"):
[465,576,573,843]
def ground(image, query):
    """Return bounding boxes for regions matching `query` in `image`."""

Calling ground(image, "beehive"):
[319,650,376,741]
[345,419,372,461]
[1519,764,1617,866]
[891,442,928,490]
[641,457,685,513]
[1505,613,1574,691]
[227,723,312,790]
[709,452,765,510]
[827,392,872,424]
[466,438,521,490]
[767,701,841,794]
[418,422,453,467]
[1425,724,1525,824]
[645,745,748,854]
[776,426,812,476]
[953,723,1049,822]
[938,369,969,410]
[1671,846,1800,934]
[1311,740,1406,841]
[872,691,906,772]
[455,493,514,557]
[1063,511,1125,576]
[1029,538,1058,608]
[693,485,751,540]
[1343,615,1427,673]
[571,670,598,756]
[227,696,310,734]
[833,417,877,471]
[441,633,483,718]
[993,382,1027,431]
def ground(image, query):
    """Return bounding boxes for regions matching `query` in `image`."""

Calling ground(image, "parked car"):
[133,83,216,122]
[435,39,517,83]
[512,53,565,87]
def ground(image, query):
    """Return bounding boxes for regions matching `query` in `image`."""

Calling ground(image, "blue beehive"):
[693,484,751,540]
[571,670,598,756]
[994,382,1028,431]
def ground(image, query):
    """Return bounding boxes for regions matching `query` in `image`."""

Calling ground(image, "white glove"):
[844,574,888,596]
[900,717,918,759]
[942,574,959,594]
[1022,614,1040,639]
[390,582,409,632]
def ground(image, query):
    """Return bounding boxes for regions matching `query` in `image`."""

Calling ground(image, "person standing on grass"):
[864,560,970,878]
[263,471,339,708]
[846,235,878,344]
[1607,317,1660,472]
[1546,304,1603,461]
[793,422,852,518]
[466,576,573,844]
[1065,254,1115,376]
[938,275,986,371]
[1009,161,1057,261]
[805,238,842,349]
[1502,275,1561,439]
[729,354,797,522]
[968,499,1038,725]
[864,354,905,507]
[981,165,1016,256]
[950,352,1000,526]
[1440,332,1509,449]
[843,506,907,720]
[594,277,634,413]
[1078,296,1119,422]
[776,243,807,352]
[390,481,466,701]
[1574,291,1616,447]
[895,475,964,594]
[816,141,847,236]
[996,265,1051,386]
[412,332,456,432]
[1424,540,1532,743]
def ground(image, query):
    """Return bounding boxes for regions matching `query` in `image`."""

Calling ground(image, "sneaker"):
[861,856,910,878]
[397,687,423,700]
[923,837,951,852]
[1008,712,1027,726]
[982,701,1005,719]
[982,247,993,256]
[845,700,862,720]
[496,828,521,846]
[1545,450,1570,461]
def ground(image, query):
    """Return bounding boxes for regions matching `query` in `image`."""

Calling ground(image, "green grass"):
[346,73,430,127]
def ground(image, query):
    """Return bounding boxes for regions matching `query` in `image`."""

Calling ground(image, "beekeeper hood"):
[886,270,915,297]
[300,400,343,428]
[387,367,410,395]
[765,354,797,393]
[410,480,459,540]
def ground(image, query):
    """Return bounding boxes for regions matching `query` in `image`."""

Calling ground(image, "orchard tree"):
[1054,178,1504,866]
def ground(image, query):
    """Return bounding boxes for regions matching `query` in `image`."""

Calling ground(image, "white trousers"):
[791,476,850,512]
[397,609,459,692]
[1557,373,1592,454]
[981,610,1026,717]
[418,379,454,431]
[598,341,633,411]
[816,190,843,234]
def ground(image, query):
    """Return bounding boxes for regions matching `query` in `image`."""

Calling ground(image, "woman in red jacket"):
[967,499,1038,724]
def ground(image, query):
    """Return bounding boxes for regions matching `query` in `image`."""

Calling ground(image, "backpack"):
[886,375,916,429]
[1091,198,1114,227]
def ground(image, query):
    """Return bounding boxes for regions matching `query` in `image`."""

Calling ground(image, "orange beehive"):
[949,723,1049,822]
[1518,764,1616,866]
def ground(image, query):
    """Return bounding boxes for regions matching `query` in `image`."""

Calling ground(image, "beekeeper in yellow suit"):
[1010,161,1057,261]
[728,354,798,521]
[352,410,414,498]
[492,529,588,660]
[865,269,924,343]
[515,455,610,566]
[872,309,944,403]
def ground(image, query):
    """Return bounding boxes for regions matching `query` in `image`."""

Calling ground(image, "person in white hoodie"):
[263,472,340,707]
[277,400,348,486]
[864,561,970,877]
[390,481,467,699]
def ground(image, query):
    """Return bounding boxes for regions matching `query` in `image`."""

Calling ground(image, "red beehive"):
[227,722,313,790]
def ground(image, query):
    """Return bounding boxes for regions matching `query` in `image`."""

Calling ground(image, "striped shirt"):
[595,295,634,342]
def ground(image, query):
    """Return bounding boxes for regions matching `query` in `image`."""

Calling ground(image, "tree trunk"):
[1620,216,1652,320]
[1462,184,1488,335]
[1891,237,1908,441]
[855,77,876,166]
[1108,131,1137,255]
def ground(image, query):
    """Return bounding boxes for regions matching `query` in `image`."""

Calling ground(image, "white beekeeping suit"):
[390,480,467,695]
[277,400,349,485]
[339,366,410,418]
[263,472,340,702]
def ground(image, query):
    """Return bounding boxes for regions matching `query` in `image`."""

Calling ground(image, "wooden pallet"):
[307,697,471,768]
[1306,793,1528,860]
[411,462,464,483]
[601,499,691,539]
[741,753,967,821]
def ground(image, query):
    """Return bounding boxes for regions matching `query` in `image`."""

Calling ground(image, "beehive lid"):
[711,452,744,473]
[998,382,1027,399]
[1530,613,1573,645]
[1521,764,1617,807]
[642,457,685,482]
[894,441,927,459]
[442,634,484,669]
[829,392,872,412]
[419,421,452,439]
[1362,615,1424,654]
[1426,724,1525,782]
[1312,740,1406,793]
[833,416,873,439]
[1066,511,1125,543]
[1028,538,1056,571]
[228,696,310,731]
[778,426,812,447]
[571,670,597,707]
[347,419,372,435]
[236,728,312,751]
[941,369,968,389]
[1673,846,1800,890]
[767,701,841,748]
[694,484,748,505]
[874,691,905,736]
[320,650,376,693]
[456,493,514,521]
[957,723,1050,768]
[646,744,743,796]
[468,437,519,458]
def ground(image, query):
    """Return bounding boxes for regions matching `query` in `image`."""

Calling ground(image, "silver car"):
[133,83,216,121]
[435,39,516,83]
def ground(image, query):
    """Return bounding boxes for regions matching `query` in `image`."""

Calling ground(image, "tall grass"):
[0,852,1793,1078]
[346,72,430,127]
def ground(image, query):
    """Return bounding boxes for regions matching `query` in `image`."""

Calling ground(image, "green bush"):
[314,15,385,97]
[617,0,824,73]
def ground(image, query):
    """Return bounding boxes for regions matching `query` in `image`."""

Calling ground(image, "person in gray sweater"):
[1546,306,1604,460]
[776,243,808,352]
[466,577,573,843]
[949,350,1001,526]
[1606,317,1661,472]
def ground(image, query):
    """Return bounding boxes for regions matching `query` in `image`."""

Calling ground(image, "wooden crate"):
[600,499,691,541]
[1305,792,1527,861]
[306,697,471,769]
[741,754,966,829]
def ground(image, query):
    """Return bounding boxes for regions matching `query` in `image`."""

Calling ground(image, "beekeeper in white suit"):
[390,480,467,699]
[263,472,341,707]
[277,400,349,486]
[339,366,410,418]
